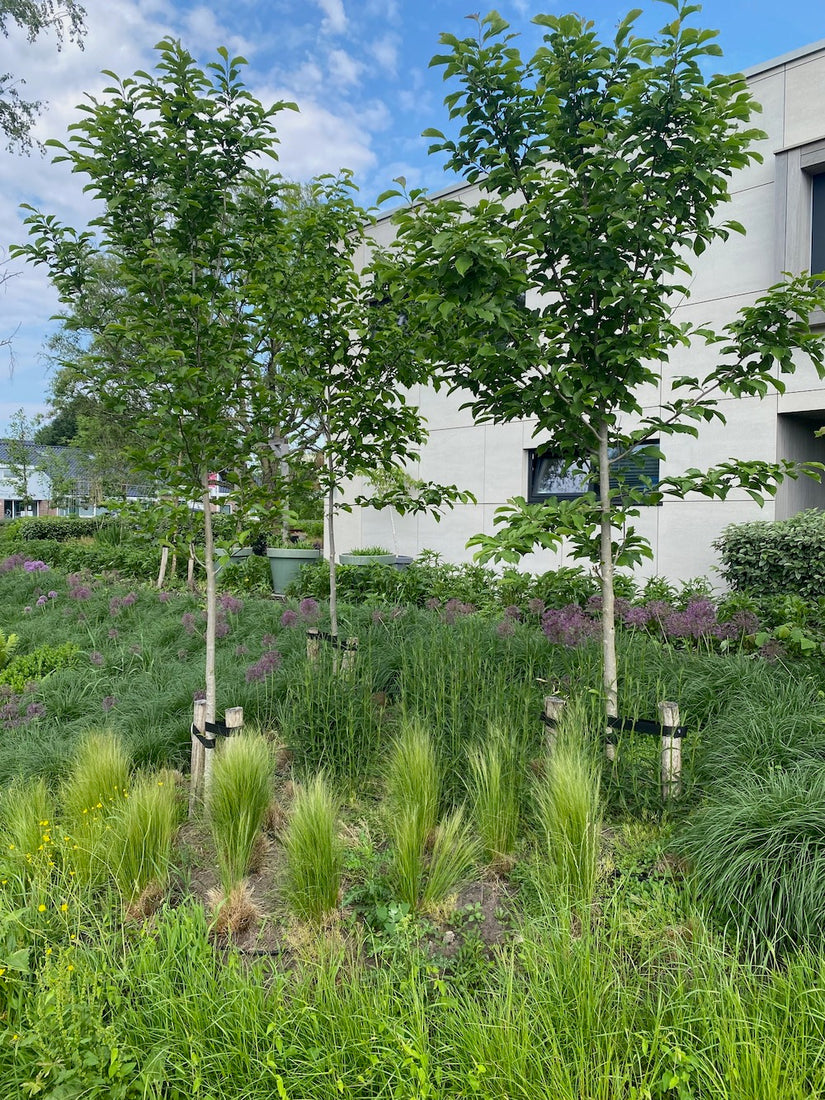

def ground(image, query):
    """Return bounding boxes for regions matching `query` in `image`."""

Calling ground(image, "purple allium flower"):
[25,702,45,720]
[371,609,385,624]
[215,619,230,640]
[261,633,277,647]
[158,590,171,603]
[70,585,92,600]
[23,606,31,614]
[245,649,282,684]
[541,604,600,647]
[497,619,515,637]
[504,604,521,620]
[109,597,121,615]
[0,553,26,572]
[425,597,441,611]
[108,628,119,640]
[23,560,49,573]
[298,597,320,623]
[280,609,299,628]
[35,595,47,607]
[527,598,546,616]
[102,696,117,712]
[181,612,197,636]
[234,644,249,657]
[0,701,19,724]
[219,593,244,615]
[121,592,137,607]
[47,591,57,600]
[621,605,651,629]
[89,652,104,667]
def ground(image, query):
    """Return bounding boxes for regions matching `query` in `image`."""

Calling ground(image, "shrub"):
[681,764,825,958]
[714,510,825,602]
[0,642,80,692]
[283,773,342,922]
[18,516,108,542]
[207,733,272,892]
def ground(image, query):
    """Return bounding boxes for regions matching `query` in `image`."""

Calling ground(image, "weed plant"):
[207,733,272,892]
[284,773,342,922]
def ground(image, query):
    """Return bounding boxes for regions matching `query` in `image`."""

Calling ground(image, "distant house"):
[0,441,96,518]
[339,39,825,582]
[0,441,236,519]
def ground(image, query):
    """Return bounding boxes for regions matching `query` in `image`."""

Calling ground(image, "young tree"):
[382,3,825,727]
[13,40,295,731]
[250,174,472,643]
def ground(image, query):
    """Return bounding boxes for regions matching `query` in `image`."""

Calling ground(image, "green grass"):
[207,733,272,891]
[467,723,522,869]
[283,773,342,922]
[385,719,441,909]
[105,770,181,901]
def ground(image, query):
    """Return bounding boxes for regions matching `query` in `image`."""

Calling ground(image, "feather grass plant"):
[61,729,131,886]
[533,707,601,909]
[422,805,478,909]
[0,776,54,884]
[385,719,440,909]
[467,723,522,870]
[105,770,181,901]
[284,773,342,922]
[206,732,272,892]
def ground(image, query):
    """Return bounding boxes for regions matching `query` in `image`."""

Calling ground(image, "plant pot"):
[339,553,396,567]
[266,547,321,594]
[214,546,253,575]
[392,555,414,570]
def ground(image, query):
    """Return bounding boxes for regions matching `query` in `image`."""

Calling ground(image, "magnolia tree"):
[249,174,472,642]
[381,2,825,726]
[13,41,295,729]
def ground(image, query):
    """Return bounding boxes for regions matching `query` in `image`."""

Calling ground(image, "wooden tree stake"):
[659,700,682,800]
[543,695,565,754]
[306,628,320,664]
[189,698,207,816]
[340,636,359,676]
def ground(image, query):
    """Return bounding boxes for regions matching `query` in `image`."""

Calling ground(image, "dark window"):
[812,173,825,276]
[527,445,659,503]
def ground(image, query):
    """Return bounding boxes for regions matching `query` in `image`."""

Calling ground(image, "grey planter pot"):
[214,546,253,576]
[266,547,321,594]
[339,553,396,567]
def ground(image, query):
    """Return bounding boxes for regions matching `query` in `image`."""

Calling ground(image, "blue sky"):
[1,0,824,433]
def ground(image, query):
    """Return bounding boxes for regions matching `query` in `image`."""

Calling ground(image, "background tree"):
[2,406,42,513]
[0,0,86,151]
[383,3,825,728]
[14,40,295,733]
[251,173,472,643]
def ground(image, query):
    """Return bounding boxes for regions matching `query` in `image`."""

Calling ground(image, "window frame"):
[527,443,660,505]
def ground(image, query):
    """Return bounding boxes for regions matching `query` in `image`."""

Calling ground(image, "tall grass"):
[533,709,601,908]
[105,770,181,901]
[385,719,440,908]
[680,762,825,958]
[61,729,131,886]
[422,806,478,909]
[207,733,272,892]
[283,773,342,922]
[0,776,54,884]
[467,723,522,870]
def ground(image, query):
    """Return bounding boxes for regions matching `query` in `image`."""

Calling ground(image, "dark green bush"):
[0,539,162,581]
[17,516,109,542]
[715,510,825,601]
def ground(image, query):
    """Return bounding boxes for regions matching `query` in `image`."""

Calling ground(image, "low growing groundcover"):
[1,558,825,1097]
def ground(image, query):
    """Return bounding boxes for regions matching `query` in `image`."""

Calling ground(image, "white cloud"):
[316,0,346,35]
[258,92,376,178]
[328,47,363,87]
[368,33,399,76]
[183,6,254,57]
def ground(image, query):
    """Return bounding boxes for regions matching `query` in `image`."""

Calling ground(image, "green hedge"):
[17,516,109,542]
[0,539,162,581]
[714,510,825,601]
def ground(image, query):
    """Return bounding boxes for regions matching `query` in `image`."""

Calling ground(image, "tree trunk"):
[597,423,618,760]
[202,480,218,728]
[327,455,338,642]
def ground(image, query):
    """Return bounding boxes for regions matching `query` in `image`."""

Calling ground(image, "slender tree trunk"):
[326,454,338,642]
[597,424,618,759]
[202,479,218,727]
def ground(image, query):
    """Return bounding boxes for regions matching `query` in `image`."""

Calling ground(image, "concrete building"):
[339,39,825,584]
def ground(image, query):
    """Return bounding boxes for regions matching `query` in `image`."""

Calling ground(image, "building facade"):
[339,39,825,584]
